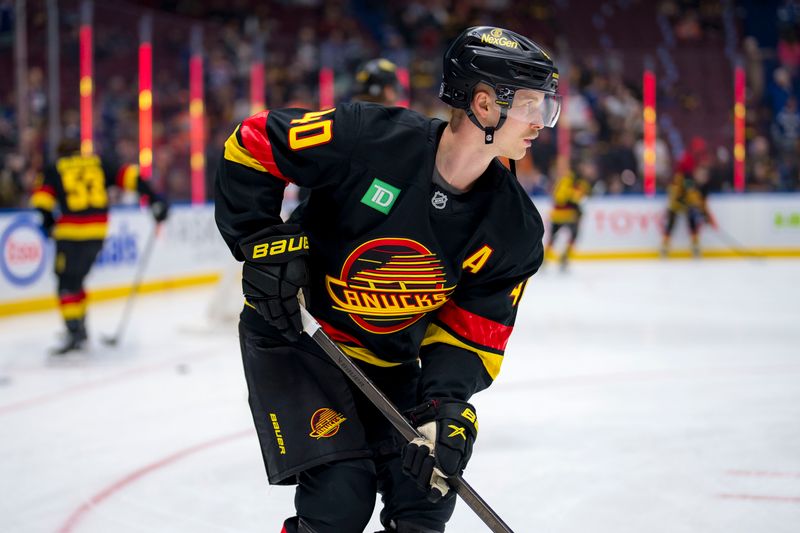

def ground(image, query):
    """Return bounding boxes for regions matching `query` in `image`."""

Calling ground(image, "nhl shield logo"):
[431,191,448,210]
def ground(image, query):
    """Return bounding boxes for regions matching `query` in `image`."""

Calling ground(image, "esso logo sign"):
[0,216,49,286]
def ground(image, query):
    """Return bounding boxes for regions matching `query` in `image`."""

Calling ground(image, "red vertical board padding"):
[643,69,657,197]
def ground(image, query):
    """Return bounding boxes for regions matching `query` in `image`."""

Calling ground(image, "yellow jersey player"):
[660,164,715,258]
[545,156,593,270]
[30,138,169,354]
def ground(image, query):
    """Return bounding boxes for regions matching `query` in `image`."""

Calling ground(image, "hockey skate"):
[559,252,570,272]
[50,322,88,356]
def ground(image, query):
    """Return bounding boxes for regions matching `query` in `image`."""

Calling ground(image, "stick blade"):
[101,335,119,347]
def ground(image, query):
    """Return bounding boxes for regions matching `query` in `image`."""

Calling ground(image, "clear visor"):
[506,93,561,128]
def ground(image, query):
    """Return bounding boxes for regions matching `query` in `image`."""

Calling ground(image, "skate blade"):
[47,342,91,362]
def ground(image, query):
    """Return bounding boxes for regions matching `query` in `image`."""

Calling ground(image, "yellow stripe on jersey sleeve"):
[337,343,402,368]
[30,190,56,212]
[122,165,140,192]
[421,323,503,380]
[60,301,87,320]
[53,222,108,240]
[224,125,267,173]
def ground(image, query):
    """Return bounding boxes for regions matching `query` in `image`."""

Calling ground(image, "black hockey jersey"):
[30,154,154,241]
[215,103,544,401]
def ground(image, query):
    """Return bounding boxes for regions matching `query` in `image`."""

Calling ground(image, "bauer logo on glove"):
[239,224,310,341]
[245,234,309,262]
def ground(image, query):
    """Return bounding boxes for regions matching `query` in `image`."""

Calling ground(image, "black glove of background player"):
[239,223,309,342]
[37,208,55,238]
[401,399,478,502]
[150,196,170,223]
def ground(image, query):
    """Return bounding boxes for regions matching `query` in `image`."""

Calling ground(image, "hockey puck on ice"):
[176,363,190,374]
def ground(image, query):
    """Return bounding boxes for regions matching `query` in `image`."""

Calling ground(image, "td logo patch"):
[361,178,400,214]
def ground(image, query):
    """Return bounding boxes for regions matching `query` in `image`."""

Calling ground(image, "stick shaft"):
[107,224,158,342]
[300,308,515,533]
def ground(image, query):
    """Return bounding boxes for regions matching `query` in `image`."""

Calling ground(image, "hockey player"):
[352,58,403,104]
[30,138,169,354]
[215,26,560,533]
[660,164,715,258]
[545,156,593,270]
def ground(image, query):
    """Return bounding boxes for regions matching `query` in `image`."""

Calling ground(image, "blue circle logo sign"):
[0,215,49,286]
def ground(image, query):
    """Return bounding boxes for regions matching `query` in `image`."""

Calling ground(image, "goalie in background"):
[29,138,169,355]
[544,156,594,270]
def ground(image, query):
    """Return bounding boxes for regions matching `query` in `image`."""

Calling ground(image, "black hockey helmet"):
[440,26,560,142]
[353,58,402,102]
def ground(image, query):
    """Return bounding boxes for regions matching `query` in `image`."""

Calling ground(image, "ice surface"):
[1,259,799,532]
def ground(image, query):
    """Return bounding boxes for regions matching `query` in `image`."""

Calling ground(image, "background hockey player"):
[215,26,560,533]
[661,163,715,258]
[545,156,593,270]
[288,57,403,221]
[30,138,169,354]
[352,58,404,105]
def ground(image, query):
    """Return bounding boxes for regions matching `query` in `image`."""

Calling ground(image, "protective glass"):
[506,93,561,128]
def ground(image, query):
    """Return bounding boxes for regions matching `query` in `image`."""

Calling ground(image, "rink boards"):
[0,204,233,316]
[2,194,800,316]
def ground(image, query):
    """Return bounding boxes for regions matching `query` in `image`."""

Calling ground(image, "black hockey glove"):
[37,208,55,238]
[401,399,478,502]
[239,224,309,342]
[150,196,170,223]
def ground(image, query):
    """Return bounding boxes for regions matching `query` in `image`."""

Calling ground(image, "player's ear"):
[471,87,494,121]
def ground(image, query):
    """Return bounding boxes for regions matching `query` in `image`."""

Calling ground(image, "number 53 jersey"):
[216,103,544,400]
[30,154,149,241]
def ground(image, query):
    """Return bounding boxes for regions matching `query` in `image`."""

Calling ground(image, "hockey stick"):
[299,307,515,533]
[711,226,765,259]
[102,224,158,346]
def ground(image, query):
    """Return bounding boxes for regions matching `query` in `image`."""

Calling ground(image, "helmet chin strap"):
[464,105,518,178]
[465,106,509,144]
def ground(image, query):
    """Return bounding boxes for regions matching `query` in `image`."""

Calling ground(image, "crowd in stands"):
[740,0,800,192]
[0,0,798,208]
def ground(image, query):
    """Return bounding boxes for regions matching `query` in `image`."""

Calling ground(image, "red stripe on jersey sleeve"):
[317,319,365,347]
[60,291,86,305]
[59,213,109,224]
[436,300,513,352]
[35,184,56,196]
[239,111,290,182]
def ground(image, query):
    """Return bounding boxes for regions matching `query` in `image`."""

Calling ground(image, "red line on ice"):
[57,429,252,533]
[726,470,800,478]
[719,494,800,504]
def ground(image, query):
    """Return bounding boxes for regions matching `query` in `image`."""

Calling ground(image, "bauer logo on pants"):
[309,408,347,439]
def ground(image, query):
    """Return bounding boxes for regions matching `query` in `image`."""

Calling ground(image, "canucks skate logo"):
[325,238,455,334]
[309,408,347,439]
